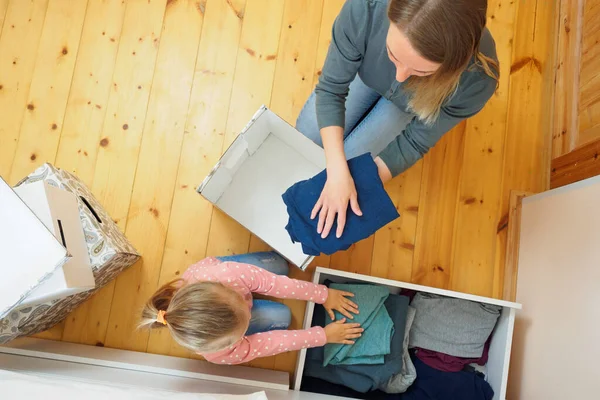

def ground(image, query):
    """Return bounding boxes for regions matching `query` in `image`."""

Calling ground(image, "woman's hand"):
[323,288,359,320]
[311,161,362,239]
[324,318,363,345]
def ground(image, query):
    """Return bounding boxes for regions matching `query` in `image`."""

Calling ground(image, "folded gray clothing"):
[409,293,501,358]
[379,305,417,394]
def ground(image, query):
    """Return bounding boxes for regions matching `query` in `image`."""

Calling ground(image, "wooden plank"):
[105,0,204,352]
[551,0,584,159]
[449,0,516,297]
[370,160,422,283]
[578,0,600,91]
[0,0,8,33]
[7,0,88,341]
[0,0,49,181]
[264,0,324,373]
[54,0,127,184]
[204,0,285,258]
[502,191,529,302]
[550,137,600,188]
[492,0,559,298]
[145,0,247,360]
[61,0,168,346]
[577,0,600,148]
[410,123,466,290]
[8,0,88,185]
[266,0,324,374]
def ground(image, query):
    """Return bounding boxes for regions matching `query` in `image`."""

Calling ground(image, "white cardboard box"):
[13,181,95,307]
[198,106,326,269]
[0,178,70,319]
[0,164,139,344]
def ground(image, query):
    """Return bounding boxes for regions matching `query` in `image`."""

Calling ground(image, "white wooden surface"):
[508,175,600,399]
[0,349,342,400]
[0,338,288,391]
[198,107,325,269]
[293,267,520,399]
[0,178,68,318]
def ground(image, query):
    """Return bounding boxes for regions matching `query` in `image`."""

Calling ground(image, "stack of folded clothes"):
[302,290,501,400]
[282,153,400,256]
[304,283,410,393]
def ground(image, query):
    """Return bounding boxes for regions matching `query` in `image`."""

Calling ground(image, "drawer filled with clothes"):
[293,268,521,400]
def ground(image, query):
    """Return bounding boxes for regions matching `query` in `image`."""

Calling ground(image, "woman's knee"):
[296,91,323,147]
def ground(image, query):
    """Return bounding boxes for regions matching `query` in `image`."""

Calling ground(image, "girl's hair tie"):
[156,310,167,326]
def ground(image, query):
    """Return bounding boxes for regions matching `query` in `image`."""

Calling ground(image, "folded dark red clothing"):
[415,337,491,373]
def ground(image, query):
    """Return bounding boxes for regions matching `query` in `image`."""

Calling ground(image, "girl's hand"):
[323,288,359,320]
[311,162,362,239]
[324,318,363,345]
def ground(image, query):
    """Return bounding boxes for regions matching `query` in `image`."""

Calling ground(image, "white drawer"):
[293,267,522,400]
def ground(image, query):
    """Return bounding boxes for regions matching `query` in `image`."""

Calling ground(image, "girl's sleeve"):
[231,263,329,304]
[202,326,327,365]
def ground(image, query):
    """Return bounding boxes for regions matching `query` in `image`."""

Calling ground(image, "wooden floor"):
[0,0,558,374]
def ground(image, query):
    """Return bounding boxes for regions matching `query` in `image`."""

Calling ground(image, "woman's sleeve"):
[377,77,497,177]
[315,0,368,130]
[202,327,327,365]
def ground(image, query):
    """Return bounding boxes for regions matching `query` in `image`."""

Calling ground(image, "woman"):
[297,0,498,239]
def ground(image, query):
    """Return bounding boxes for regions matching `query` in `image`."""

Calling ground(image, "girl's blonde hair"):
[139,279,246,353]
[388,0,499,125]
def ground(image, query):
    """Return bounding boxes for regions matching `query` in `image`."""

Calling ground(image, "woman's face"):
[385,23,441,82]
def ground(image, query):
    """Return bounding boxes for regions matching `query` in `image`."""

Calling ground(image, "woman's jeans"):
[296,75,413,159]
[216,251,291,336]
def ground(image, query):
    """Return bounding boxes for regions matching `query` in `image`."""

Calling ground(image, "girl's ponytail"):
[138,279,182,330]
[139,280,246,353]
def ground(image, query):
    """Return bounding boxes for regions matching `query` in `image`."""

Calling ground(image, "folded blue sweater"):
[282,153,400,256]
[304,293,410,393]
[324,284,392,366]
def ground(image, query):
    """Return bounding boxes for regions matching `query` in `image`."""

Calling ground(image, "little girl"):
[139,251,362,365]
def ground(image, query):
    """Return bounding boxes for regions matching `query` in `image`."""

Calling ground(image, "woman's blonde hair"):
[388,0,499,124]
[139,279,247,353]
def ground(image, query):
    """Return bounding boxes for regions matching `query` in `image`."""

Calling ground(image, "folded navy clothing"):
[302,353,494,400]
[301,376,394,399]
[401,352,494,400]
[282,153,400,256]
[304,293,409,393]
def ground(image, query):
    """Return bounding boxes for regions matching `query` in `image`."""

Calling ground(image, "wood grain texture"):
[56,0,127,344]
[62,0,168,346]
[266,0,324,374]
[550,137,600,188]
[146,0,247,359]
[204,0,285,258]
[5,0,557,375]
[492,0,558,298]
[9,0,88,184]
[0,0,49,181]
[0,0,9,39]
[105,0,204,352]
[577,0,600,147]
[371,160,422,283]
[55,0,127,184]
[411,123,466,290]
[502,191,529,302]
[449,0,516,297]
[551,0,584,158]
